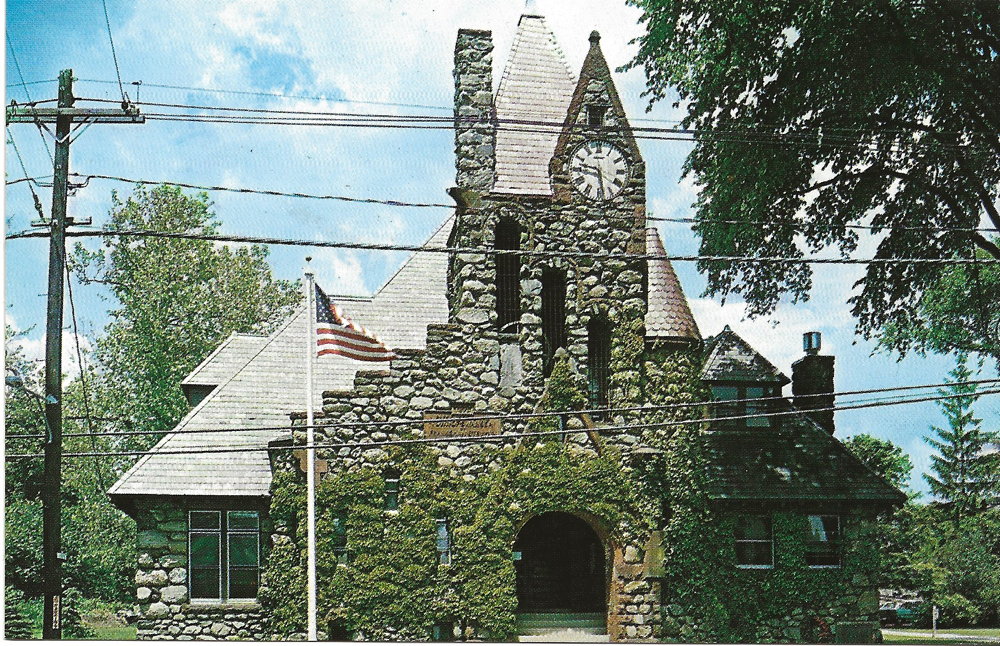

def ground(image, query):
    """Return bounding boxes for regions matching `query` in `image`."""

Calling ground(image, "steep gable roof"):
[702,325,790,384]
[704,408,906,506]
[109,219,453,501]
[493,13,577,196]
[645,228,700,341]
[181,333,267,387]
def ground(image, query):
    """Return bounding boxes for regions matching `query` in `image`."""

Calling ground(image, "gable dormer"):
[702,326,790,428]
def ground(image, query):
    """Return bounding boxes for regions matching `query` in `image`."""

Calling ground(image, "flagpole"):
[304,265,318,641]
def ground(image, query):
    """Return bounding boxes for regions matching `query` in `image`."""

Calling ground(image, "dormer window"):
[711,384,776,428]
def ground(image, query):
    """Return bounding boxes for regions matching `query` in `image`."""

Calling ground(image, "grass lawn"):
[92,623,138,640]
[883,628,1000,644]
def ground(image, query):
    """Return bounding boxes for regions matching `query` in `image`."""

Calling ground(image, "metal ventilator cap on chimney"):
[803,331,822,355]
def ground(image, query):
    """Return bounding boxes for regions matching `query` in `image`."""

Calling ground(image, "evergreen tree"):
[924,354,998,522]
[4,586,35,639]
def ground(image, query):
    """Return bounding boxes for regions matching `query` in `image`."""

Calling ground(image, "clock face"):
[569,140,629,201]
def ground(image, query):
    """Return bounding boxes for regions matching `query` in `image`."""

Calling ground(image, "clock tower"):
[449,12,668,423]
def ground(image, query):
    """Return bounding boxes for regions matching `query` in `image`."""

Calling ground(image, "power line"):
[19,172,994,235]
[99,0,127,103]
[7,227,999,266]
[9,378,999,442]
[7,387,999,460]
[5,127,47,221]
[76,79,452,113]
[65,265,107,492]
[66,94,972,154]
[5,36,55,164]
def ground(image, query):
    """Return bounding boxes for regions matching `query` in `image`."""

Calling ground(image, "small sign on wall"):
[423,412,501,438]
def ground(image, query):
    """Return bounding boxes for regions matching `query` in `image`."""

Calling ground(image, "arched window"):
[587,317,611,412]
[541,269,567,375]
[495,218,521,333]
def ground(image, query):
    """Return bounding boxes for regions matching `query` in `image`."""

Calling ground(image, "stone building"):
[109,9,904,643]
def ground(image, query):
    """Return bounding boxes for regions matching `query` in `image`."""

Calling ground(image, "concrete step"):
[519,629,610,642]
[516,613,608,641]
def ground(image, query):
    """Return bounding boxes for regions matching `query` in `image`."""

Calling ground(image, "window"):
[495,219,521,333]
[587,317,611,413]
[189,510,260,601]
[332,512,349,565]
[541,269,567,375]
[384,468,401,511]
[805,515,842,567]
[711,384,774,428]
[436,519,452,565]
[734,516,773,568]
[587,105,607,127]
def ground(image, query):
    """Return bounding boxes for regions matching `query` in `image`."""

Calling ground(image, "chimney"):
[792,331,835,434]
[453,29,495,192]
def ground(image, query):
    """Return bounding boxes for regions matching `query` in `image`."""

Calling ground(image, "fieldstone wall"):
[454,29,495,191]
[132,501,269,641]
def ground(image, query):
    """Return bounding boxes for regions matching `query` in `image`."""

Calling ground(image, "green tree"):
[625,1,1000,361]
[925,354,998,522]
[73,184,300,445]
[843,433,914,491]
[4,586,35,639]
[844,434,918,589]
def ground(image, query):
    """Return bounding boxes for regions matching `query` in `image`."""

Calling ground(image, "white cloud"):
[6,327,92,385]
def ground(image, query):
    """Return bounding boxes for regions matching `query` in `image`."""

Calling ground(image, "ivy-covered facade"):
[109,9,904,643]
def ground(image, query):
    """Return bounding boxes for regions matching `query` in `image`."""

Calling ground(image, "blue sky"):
[5,0,997,495]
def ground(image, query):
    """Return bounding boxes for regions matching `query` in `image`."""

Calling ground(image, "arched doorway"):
[514,512,606,613]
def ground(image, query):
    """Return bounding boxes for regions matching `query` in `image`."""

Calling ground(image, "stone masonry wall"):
[454,29,494,191]
[132,501,269,641]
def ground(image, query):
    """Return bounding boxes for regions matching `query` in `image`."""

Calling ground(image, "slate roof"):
[702,325,790,384]
[182,333,267,387]
[109,219,454,501]
[493,13,577,196]
[704,408,906,506]
[645,228,700,340]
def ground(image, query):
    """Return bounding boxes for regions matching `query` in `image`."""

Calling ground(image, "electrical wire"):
[5,35,55,164]
[65,264,107,492]
[5,127,47,221]
[6,227,999,266]
[29,172,996,235]
[8,378,999,442]
[99,0,127,103]
[6,386,998,460]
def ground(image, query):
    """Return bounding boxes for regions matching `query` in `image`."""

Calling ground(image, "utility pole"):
[6,68,143,640]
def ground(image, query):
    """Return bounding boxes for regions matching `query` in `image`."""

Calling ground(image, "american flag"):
[314,284,395,361]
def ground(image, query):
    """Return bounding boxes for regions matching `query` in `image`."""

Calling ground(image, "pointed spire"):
[523,0,540,16]
[645,228,700,341]
[493,12,576,195]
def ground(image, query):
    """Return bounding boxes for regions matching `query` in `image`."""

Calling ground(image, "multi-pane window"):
[711,384,774,428]
[189,510,260,601]
[587,317,611,414]
[495,219,521,333]
[384,468,401,511]
[734,516,773,568]
[541,269,567,376]
[805,515,842,567]
[435,519,452,565]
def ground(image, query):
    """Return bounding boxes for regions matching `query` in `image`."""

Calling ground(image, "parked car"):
[879,602,920,627]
